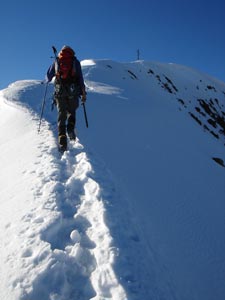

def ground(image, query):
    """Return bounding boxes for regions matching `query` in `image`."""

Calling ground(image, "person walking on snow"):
[46,45,86,152]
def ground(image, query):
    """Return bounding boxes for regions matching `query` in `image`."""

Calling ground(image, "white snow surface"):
[0,60,225,300]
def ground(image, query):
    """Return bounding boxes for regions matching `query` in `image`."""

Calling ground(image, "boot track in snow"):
[22,139,127,300]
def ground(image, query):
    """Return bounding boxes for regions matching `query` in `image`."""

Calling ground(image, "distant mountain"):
[0,60,224,300]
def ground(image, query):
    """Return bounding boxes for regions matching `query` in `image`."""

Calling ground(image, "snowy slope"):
[0,60,225,300]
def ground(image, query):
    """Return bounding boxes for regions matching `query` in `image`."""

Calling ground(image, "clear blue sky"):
[0,0,225,89]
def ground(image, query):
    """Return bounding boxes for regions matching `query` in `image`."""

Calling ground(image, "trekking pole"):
[38,46,57,134]
[82,102,89,128]
[38,82,48,133]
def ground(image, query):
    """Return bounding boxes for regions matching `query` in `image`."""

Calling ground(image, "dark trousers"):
[56,96,79,137]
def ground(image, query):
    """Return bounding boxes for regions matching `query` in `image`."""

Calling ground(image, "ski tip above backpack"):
[59,45,75,57]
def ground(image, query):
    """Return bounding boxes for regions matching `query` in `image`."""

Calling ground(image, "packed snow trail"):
[23,141,127,300]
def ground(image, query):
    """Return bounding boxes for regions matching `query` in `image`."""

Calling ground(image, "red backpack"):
[55,46,76,80]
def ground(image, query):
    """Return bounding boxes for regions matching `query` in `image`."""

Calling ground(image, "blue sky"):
[0,0,225,89]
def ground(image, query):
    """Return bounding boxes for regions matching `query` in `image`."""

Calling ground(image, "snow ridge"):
[1,58,225,300]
